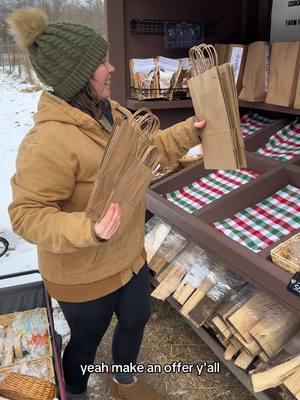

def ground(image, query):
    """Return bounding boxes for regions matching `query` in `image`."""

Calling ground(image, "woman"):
[6,7,204,400]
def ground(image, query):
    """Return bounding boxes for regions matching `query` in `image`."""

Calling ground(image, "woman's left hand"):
[194,118,205,140]
[194,119,206,130]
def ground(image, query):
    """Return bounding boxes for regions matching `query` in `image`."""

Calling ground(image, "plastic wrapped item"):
[152,242,207,301]
[217,284,255,320]
[173,242,210,285]
[223,287,300,364]
[144,217,172,263]
[156,56,182,100]
[149,228,187,273]
[174,57,190,99]
[0,357,55,384]
[12,309,49,360]
[190,271,245,323]
[172,243,215,304]
[170,244,222,315]
[1,327,14,368]
[246,300,300,360]
[129,58,159,100]
[187,265,246,327]
[0,308,51,369]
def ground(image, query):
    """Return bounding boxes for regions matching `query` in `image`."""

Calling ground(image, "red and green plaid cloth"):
[163,169,259,214]
[257,119,300,161]
[214,185,300,253]
[240,111,275,138]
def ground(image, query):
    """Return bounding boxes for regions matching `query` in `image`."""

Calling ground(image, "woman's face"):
[90,57,115,100]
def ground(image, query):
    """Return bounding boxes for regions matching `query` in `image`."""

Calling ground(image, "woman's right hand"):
[93,203,122,240]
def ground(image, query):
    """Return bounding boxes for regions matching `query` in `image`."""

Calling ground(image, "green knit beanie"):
[6,7,108,100]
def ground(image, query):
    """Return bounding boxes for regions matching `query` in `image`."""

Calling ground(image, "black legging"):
[59,263,151,394]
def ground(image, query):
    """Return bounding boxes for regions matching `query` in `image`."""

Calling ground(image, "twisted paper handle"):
[130,108,160,137]
[189,44,218,76]
[138,145,161,172]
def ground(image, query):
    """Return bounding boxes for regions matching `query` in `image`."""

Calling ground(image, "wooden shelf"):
[126,98,193,110]
[127,98,300,115]
[239,101,300,116]
[146,186,300,316]
[151,278,282,400]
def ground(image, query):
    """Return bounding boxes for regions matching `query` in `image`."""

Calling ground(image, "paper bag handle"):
[139,145,161,171]
[130,108,160,136]
[189,44,218,75]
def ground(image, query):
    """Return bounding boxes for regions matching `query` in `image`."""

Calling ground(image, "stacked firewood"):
[145,217,300,398]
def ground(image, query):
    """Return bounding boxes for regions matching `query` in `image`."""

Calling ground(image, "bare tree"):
[0,0,106,79]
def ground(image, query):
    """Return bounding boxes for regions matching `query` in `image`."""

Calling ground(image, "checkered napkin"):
[256,119,300,161]
[213,184,300,253]
[240,112,275,138]
[163,169,259,214]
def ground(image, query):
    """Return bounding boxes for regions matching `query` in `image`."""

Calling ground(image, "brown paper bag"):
[239,41,270,102]
[218,63,247,168]
[86,110,161,224]
[214,44,228,65]
[294,70,300,109]
[99,153,157,233]
[188,44,246,170]
[266,41,300,107]
[188,67,237,170]
[226,44,248,95]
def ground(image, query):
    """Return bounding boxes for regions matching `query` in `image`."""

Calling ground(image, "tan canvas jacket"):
[8,91,199,289]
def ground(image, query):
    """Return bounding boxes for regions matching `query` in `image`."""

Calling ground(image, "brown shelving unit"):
[106,0,272,128]
[147,156,300,316]
[106,1,300,398]
[126,98,192,110]
[127,98,300,116]
[239,101,300,116]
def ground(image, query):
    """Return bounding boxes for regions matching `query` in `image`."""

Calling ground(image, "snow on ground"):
[0,72,41,286]
[0,71,69,340]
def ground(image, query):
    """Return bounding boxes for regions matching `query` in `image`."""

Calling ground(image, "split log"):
[173,281,196,305]
[218,284,253,322]
[149,230,187,273]
[234,332,261,357]
[283,367,300,398]
[188,285,232,328]
[151,264,186,301]
[211,316,232,340]
[144,221,171,264]
[250,355,300,392]
[180,278,214,320]
[227,291,273,343]
[234,350,255,369]
[224,343,240,361]
[258,352,270,363]
[156,263,174,283]
[250,311,300,359]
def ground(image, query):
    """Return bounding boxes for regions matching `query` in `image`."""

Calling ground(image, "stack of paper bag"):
[86,109,161,232]
[266,41,300,107]
[188,44,247,170]
[239,41,270,102]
